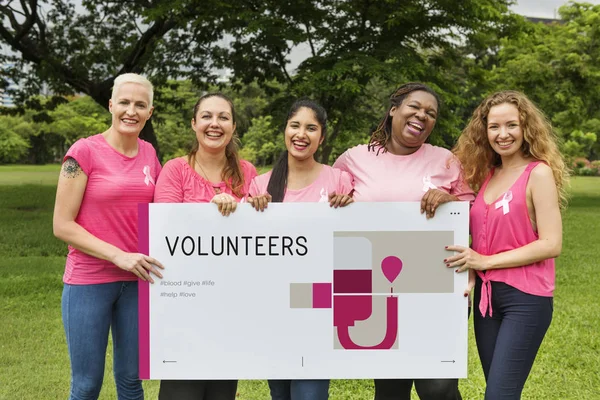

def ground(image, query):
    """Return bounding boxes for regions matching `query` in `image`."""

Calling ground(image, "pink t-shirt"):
[471,161,554,317]
[333,144,474,202]
[248,165,353,202]
[155,157,257,203]
[63,134,162,285]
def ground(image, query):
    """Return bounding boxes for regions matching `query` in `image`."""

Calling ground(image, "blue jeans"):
[62,281,142,400]
[474,278,553,400]
[268,380,329,400]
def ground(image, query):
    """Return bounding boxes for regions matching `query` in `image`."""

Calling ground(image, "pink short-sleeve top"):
[248,164,353,202]
[333,144,474,202]
[63,134,162,285]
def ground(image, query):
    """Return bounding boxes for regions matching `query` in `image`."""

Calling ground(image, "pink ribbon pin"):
[495,190,513,215]
[143,166,155,186]
[422,175,437,192]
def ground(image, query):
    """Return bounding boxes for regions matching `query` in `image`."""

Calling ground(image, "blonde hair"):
[453,90,569,208]
[111,73,154,107]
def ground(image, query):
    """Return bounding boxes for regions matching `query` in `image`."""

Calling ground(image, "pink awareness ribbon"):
[143,166,155,186]
[495,190,513,215]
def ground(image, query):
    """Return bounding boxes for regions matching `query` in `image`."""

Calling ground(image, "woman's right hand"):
[248,193,272,212]
[211,193,238,216]
[112,252,165,283]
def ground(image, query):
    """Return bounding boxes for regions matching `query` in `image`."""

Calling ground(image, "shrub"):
[572,157,591,169]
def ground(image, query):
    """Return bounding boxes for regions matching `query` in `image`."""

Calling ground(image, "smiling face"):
[387,90,438,155]
[486,103,525,159]
[284,107,324,161]
[191,96,235,154]
[108,82,153,136]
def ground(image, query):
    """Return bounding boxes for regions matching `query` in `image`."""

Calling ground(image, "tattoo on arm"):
[62,158,82,179]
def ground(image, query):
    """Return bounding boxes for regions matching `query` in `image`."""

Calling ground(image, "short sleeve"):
[154,159,185,203]
[332,151,351,174]
[448,156,475,202]
[336,170,354,195]
[64,139,93,176]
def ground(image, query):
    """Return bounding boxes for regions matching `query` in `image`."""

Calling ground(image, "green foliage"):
[562,130,598,161]
[47,97,110,146]
[240,116,283,166]
[489,3,600,160]
[0,123,29,164]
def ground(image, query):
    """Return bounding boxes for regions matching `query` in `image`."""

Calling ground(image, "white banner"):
[138,202,469,380]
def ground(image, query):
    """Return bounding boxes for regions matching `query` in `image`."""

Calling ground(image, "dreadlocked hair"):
[368,82,441,155]
[187,92,246,198]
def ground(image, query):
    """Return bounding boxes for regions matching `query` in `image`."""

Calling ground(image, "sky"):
[513,0,600,18]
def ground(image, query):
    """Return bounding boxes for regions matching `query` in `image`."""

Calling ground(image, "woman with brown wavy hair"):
[449,90,568,399]
[154,92,257,399]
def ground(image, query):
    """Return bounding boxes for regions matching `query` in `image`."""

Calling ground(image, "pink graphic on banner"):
[137,203,150,379]
[335,295,398,349]
[381,256,403,284]
[312,283,332,308]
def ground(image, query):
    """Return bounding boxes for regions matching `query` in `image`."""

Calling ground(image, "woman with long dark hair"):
[248,99,353,400]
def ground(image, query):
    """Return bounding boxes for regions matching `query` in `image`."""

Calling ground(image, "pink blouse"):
[154,157,257,203]
[470,161,555,317]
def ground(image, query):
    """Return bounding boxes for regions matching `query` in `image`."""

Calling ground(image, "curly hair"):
[453,90,569,208]
[188,93,246,198]
[368,82,441,154]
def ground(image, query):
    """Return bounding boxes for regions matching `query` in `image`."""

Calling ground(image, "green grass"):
[0,170,599,399]
[0,164,61,186]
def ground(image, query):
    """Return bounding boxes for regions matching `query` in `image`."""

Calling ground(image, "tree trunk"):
[318,117,343,164]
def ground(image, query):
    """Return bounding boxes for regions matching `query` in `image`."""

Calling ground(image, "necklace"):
[195,156,223,193]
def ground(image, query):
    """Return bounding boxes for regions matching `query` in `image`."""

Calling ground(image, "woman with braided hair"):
[333,82,474,400]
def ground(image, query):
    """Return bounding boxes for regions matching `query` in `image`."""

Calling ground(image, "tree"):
[0,0,245,153]
[221,0,518,162]
[489,2,600,160]
[2,0,520,163]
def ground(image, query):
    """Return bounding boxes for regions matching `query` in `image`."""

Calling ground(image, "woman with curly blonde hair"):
[447,90,569,399]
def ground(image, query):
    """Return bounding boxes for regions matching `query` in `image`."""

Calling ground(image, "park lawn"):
[0,175,598,399]
[0,164,61,186]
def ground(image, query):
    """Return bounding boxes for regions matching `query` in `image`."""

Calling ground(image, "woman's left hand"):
[328,192,353,208]
[211,193,238,216]
[421,189,457,219]
[445,245,490,272]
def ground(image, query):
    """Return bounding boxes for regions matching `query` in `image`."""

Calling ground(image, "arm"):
[154,160,184,203]
[247,174,272,212]
[53,158,163,282]
[447,164,562,271]
[421,156,476,219]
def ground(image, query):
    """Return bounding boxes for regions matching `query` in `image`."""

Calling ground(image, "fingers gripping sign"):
[328,192,354,208]
[113,252,165,284]
[420,189,457,219]
[248,193,272,212]
[211,193,238,216]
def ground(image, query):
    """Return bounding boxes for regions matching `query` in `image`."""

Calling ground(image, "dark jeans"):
[158,380,237,400]
[374,379,461,400]
[268,379,330,400]
[474,278,553,400]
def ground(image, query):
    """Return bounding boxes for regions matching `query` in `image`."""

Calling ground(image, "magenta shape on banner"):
[312,283,332,308]
[381,256,403,284]
[333,270,372,293]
